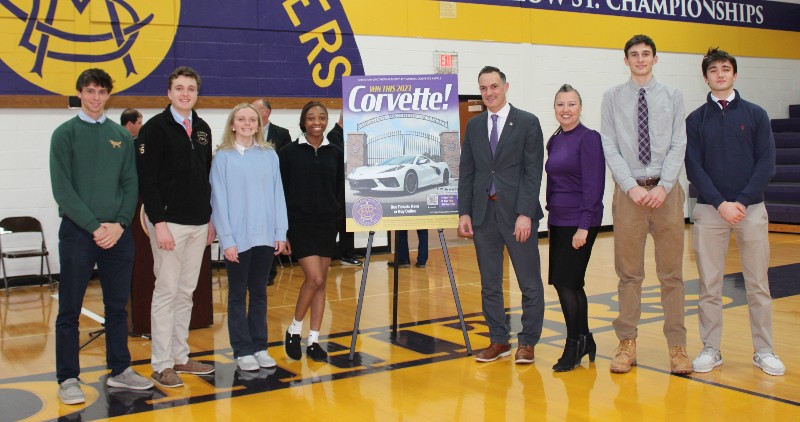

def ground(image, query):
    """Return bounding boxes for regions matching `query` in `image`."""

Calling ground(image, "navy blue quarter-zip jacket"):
[685,90,776,208]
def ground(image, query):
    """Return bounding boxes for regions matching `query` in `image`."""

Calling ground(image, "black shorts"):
[287,222,338,259]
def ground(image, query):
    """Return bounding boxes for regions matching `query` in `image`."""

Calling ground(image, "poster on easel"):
[343,74,460,232]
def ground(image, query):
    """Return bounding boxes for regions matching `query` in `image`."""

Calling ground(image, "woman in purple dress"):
[545,84,605,372]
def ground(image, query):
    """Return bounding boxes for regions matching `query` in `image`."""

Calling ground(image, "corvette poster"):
[343,74,461,232]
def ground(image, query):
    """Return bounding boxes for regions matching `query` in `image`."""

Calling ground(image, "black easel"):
[349,229,472,360]
[79,326,105,350]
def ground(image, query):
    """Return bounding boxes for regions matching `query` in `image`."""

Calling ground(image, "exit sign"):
[439,54,454,67]
[434,51,458,74]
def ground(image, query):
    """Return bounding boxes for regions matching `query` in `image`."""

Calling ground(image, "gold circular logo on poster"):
[0,0,179,95]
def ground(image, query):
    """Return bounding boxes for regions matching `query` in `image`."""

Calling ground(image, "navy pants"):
[226,246,274,357]
[395,229,429,265]
[55,218,133,383]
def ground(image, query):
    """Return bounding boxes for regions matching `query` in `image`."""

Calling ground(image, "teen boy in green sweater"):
[50,68,153,405]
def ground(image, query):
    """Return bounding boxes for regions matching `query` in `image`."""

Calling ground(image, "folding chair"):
[0,217,56,295]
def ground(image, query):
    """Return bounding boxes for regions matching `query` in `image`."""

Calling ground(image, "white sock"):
[308,330,320,345]
[288,318,303,335]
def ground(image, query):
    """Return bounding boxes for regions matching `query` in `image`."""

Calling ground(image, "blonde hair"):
[217,103,270,151]
[553,84,582,106]
[549,84,583,141]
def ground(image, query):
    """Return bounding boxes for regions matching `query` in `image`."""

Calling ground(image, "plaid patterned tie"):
[489,114,499,195]
[183,118,192,137]
[637,88,650,166]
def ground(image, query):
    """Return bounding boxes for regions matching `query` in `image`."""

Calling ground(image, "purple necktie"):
[489,114,499,195]
[637,88,651,166]
[489,114,499,156]
[718,99,728,110]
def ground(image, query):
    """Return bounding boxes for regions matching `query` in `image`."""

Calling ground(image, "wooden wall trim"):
[0,95,342,110]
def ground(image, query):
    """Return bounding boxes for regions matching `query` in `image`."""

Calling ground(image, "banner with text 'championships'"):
[344,75,461,232]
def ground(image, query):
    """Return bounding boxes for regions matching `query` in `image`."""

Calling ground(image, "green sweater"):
[50,117,138,233]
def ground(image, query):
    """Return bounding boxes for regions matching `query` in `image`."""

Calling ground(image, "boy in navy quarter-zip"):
[685,48,783,376]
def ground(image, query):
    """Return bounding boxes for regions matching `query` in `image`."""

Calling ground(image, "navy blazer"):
[458,105,544,227]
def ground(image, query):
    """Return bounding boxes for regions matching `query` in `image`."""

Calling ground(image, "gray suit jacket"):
[458,105,544,227]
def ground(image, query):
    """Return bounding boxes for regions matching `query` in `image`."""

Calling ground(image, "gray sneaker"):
[58,378,86,405]
[107,367,154,390]
[236,355,260,371]
[255,350,277,368]
[753,352,786,376]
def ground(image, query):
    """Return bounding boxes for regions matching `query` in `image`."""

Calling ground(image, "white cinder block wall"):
[1,37,799,275]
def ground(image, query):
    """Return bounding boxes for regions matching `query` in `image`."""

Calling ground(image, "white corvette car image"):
[348,154,450,195]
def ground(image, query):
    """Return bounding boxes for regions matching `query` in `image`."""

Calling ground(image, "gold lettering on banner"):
[282,0,351,88]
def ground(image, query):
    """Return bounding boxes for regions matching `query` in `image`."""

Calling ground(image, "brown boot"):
[669,346,693,374]
[610,338,637,373]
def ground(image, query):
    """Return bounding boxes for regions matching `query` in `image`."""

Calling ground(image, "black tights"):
[555,286,589,340]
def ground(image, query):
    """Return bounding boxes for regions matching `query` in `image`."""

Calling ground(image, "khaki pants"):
[692,203,774,353]
[611,184,687,347]
[148,222,208,373]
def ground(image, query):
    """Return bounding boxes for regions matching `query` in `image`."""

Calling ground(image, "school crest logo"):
[0,0,179,95]
[196,131,208,145]
[352,197,382,227]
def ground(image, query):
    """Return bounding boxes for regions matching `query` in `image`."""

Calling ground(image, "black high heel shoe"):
[553,338,580,372]
[576,332,596,364]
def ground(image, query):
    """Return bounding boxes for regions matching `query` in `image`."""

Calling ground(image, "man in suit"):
[458,66,545,364]
[252,98,294,285]
[253,99,291,150]
[120,108,142,139]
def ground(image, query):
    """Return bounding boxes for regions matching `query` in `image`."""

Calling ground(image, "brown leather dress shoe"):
[173,358,215,375]
[610,338,637,373]
[670,346,693,374]
[514,344,535,364]
[475,343,511,362]
[151,368,183,388]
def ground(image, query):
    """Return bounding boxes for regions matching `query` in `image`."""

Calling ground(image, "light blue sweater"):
[210,146,288,253]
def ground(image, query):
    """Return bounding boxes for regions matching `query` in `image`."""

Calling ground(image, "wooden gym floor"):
[1,226,799,421]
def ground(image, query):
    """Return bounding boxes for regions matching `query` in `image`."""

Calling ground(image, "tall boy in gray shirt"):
[600,34,691,375]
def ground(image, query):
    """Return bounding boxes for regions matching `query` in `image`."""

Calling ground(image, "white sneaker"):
[255,350,277,368]
[58,378,85,405]
[692,347,723,373]
[753,352,786,376]
[237,355,259,371]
